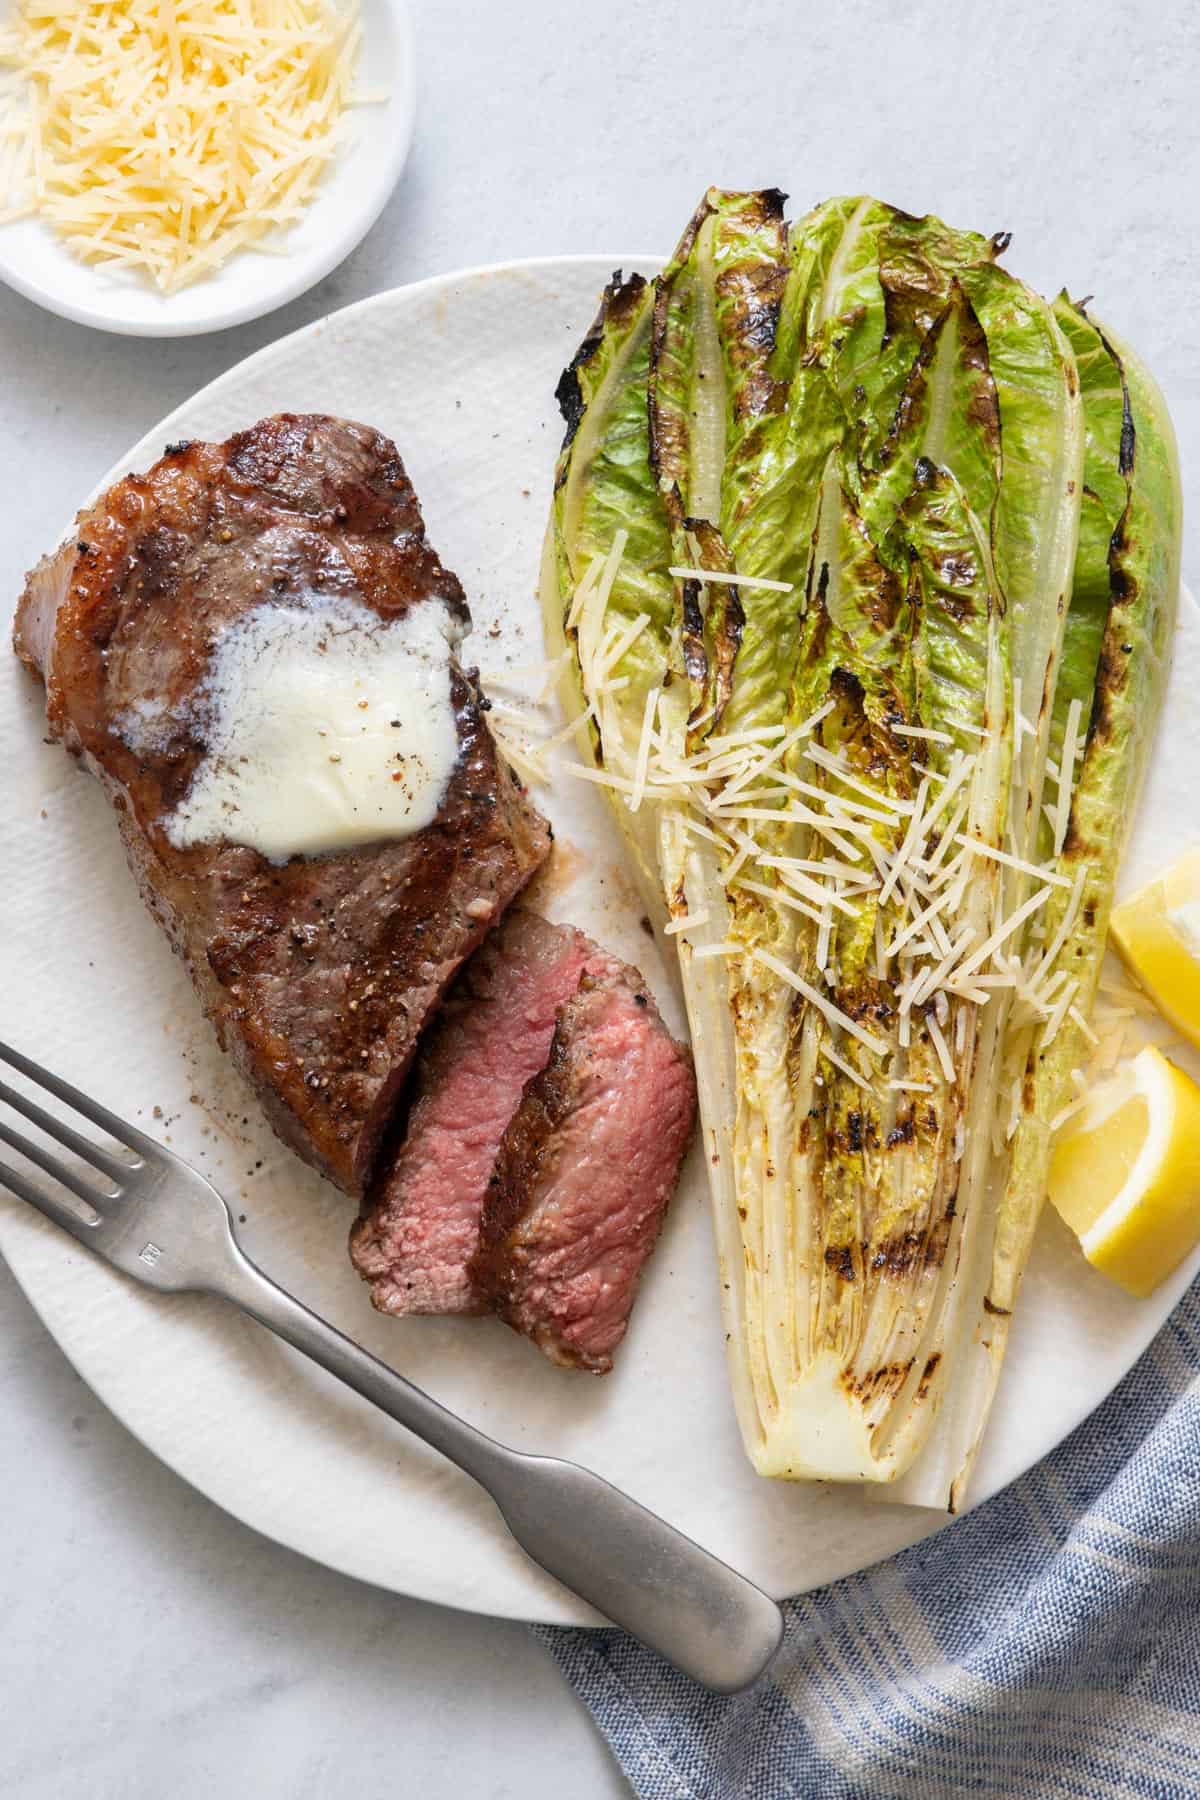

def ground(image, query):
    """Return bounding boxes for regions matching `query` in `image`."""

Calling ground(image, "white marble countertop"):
[2,1,1195,1793]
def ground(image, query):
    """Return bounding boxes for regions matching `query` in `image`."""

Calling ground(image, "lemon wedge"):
[1110,848,1200,1049]
[1048,1045,1200,1297]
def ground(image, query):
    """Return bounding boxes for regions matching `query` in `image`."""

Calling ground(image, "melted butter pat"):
[167,595,460,861]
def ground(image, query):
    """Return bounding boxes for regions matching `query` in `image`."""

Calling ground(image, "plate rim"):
[0,0,418,339]
[1,252,1193,1625]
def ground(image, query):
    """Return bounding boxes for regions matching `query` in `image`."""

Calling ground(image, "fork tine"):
[0,1116,111,1210]
[0,1155,100,1248]
[0,1075,131,1184]
[0,1040,156,1160]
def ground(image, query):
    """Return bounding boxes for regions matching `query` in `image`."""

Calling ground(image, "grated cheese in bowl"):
[0,0,368,293]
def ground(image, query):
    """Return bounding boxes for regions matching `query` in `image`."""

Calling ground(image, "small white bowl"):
[0,0,415,337]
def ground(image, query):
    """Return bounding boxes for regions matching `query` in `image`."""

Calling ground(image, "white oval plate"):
[0,0,415,338]
[1,256,1197,1625]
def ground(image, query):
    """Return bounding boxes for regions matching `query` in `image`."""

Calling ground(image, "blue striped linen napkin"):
[534,1282,1200,1800]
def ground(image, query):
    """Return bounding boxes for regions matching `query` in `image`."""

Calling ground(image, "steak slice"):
[469,966,697,1374]
[350,910,620,1316]
[13,414,550,1197]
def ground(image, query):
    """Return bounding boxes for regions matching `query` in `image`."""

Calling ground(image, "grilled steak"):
[13,414,550,1196]
[469,965,696,1373]
[350,910,622,1315]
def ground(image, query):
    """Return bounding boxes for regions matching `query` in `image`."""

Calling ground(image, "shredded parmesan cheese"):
[823,1044,872,1092]
[1054,697,1084,856]
[1068,1004,1099,1047]
[954,833,1074,889]
[628,685,661,813]
[946,887,1054,988]
[601,611,651,681]
[668,566,794,594]
[664,911,708,937]
[816,900,833,973]
[753,948,887,1056]
[733,876,825,927]
[705,724,788,751]
[1098,974,1159,1016]
[805,743,914,815]
[718,709,830,803]
[927,1012,955,1084]
[568,537,624,633]
[672,811,734,852]
[1049,1092,1089,1133]
[0,0,366,292]
[954,1005,968,1057]
[1028,869,1087,997]
[891,722,954,745]
[1040,977,1079,1048]
[876,776,930,907]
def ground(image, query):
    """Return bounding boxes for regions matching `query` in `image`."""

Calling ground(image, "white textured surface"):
[0,0,1196,1794]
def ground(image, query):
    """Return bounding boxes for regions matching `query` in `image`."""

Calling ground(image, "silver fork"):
[0,1039,783,1693]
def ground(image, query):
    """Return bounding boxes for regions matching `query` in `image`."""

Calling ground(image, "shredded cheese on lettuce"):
[510,541,1096,1091]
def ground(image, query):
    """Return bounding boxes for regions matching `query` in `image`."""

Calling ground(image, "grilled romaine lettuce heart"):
[544,191,1181,1507]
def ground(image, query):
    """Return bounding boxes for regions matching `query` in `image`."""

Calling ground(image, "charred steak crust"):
[13,414,551,1197]
[469,967,697,1374]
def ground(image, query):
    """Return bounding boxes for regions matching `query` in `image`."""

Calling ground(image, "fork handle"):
[214,1249,783,1692]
